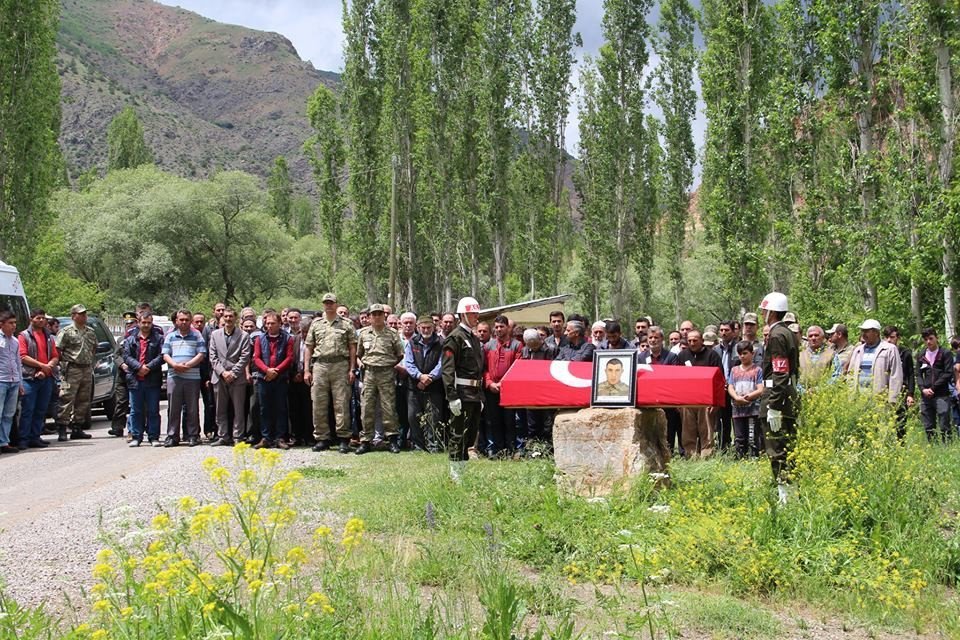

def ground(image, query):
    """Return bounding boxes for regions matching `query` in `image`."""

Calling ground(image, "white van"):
[0,260,30,331]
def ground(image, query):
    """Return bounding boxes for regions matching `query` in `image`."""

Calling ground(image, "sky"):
[156,0,704,157]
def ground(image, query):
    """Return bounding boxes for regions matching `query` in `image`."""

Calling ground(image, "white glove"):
[449,398,462,417]
[767,408,783,433]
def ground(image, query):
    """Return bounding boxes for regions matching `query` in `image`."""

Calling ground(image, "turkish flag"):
[499,360,725,408]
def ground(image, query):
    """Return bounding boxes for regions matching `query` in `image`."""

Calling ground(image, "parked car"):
[57,315,119,420]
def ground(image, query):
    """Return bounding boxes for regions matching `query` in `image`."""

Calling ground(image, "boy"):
[727,340,764,458]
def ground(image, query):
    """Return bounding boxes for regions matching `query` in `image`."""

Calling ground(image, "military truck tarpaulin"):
[499,360,725,408]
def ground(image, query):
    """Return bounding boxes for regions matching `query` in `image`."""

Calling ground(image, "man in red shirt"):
[18,308,59,449]
[252,311,294,449]
[482,315,522,457]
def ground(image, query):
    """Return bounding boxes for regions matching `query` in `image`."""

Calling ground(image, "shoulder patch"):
[772,356,790,374]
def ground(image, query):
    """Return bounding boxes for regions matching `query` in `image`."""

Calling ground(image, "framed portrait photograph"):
[590,349,638,407]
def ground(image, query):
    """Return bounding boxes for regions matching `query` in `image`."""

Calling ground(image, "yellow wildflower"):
[92,563,114,580]
[201,456,220,472]
[92,599,110,613]
[119,607,133,618]
[90,630,108,640]
[90,583,107,596]
[151,513,171,530]
[147,539,165,553]
[313,526,332,540]
[202,601,217,615]
[177,496,199,512]
[238,469,257,486]
[244,558,264,581]
[209,466,231,484]
[305,591,335,614]
[95,549,115,564]
[275,563,294,578]
[287,546,308,564]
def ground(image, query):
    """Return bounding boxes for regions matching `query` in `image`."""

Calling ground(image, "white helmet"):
[456,296,480,314]
[759,292,789,313]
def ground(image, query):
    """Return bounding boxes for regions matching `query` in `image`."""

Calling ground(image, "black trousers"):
[449,401,481,462]
[484,391,516,454]
[288,380,313,444]
[200,381,216,436]
[407,387,444,451]
[665,408,683,456]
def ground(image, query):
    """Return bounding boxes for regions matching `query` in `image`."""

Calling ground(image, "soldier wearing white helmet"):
[441,296,484,481]
[758,291,799,505]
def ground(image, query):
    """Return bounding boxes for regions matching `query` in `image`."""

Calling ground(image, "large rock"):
[553,407,670,496]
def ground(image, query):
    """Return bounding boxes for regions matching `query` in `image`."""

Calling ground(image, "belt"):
[364,364,394,370]
[313,356,347,364]
[66,362,92,368]
[455,376,481,388]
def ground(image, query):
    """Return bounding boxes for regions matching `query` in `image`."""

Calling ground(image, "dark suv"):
[56,316,120,420]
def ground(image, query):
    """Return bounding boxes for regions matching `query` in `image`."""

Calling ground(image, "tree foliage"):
[106,106,153,171]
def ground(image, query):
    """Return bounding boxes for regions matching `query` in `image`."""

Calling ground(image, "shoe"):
[349,438,361,447]
[163,438,178,448]
[210,438,233,447]
[245,436,260,445]
[16,443,29,451]
[338,441,351,454]
[276,440,290,450]
[28,440,49,449]
[149,440,162,447]
[253,439,270,449]
[389,439,401,454]
[312,440,331,452]
[69,430,92,440]
[128,440,142,448]
[107,427,124,437]
[0,445,19,454]
[355,442,373,455]
[57,426,68,442]
[188,438,201,447]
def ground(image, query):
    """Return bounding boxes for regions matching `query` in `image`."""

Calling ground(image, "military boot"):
[69,424,92,440]
[57,424,68,442]
[107,419,125,437]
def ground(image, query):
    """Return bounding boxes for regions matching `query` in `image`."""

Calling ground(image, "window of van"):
[0,295,29,332]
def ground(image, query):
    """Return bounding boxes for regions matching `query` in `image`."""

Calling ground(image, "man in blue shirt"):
[162,309,206,447]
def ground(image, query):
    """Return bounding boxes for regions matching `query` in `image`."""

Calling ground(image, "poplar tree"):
[304,84,346,275]
[576,0,657,320]
[106,106,154,171]
[0,0,61,261]
[267,156,292,230]
[653,0,697,327]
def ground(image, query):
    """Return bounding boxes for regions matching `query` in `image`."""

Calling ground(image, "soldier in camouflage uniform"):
[55,304,98,441]
[108,311,138,437]
[304,292,357,454]
[356,304,405,454]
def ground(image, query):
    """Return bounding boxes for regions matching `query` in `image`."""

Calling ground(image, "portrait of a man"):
[596,358,629,397]
[591,350,637,407]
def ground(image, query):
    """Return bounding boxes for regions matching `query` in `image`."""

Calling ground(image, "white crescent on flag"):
[549,360,592,388]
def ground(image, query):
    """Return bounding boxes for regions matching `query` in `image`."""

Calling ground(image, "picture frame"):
[590,349,638,407]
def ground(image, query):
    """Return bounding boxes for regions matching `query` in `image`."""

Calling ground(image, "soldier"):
[442,296,485,481]
[596,358,629,396]
[757,291,800,505]
[55,304,98,441]
[303,292,357,454]
[107,311,138,438]
[356,304,405,454]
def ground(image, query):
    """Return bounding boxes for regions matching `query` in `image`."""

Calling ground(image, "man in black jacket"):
[916,328,955,441]
[677,330,722,458]
[883,325,914,438]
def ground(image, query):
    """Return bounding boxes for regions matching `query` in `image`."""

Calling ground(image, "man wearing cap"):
[757,292,799,504]
[847,319,903,403]
[356,304,405,454]
[304,292,357,454]
[107,311,139,438]
[404,315,445,451]
[55,304,98,441]
[442,296,485,480]
[827,324,853,374]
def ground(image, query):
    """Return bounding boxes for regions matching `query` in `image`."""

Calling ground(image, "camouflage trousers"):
[360,366,397,442]
[56,362,93,427]
[311,360,352,441]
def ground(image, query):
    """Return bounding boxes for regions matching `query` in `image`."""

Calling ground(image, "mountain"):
[57,0,337,189]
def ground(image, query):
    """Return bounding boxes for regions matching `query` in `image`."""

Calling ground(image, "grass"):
[3,387,960,638]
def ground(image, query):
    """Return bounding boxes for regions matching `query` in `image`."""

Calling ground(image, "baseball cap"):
[859,319,882,331]
[826,323,841,335]
[321,292,337,303]
[742,312,758,324]
[702,331,718,346]
[369,303,385,314]
[70,304,87,314]
[783,312,798,323]
[416,314,434,325]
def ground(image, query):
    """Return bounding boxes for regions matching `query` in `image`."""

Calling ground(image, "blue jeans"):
[129,384,161,442]
[18,377,53,445]
[0,381,21,446]
[257,381,288,443]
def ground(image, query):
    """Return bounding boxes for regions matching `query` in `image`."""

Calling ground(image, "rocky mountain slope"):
[57,0,338,189]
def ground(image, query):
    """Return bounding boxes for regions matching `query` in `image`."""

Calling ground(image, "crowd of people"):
[0,292,956,484]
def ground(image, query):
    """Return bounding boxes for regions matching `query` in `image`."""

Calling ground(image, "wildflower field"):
[2,385,960,639]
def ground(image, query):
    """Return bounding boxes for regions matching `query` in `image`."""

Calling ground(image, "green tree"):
[106,106,153,171]
[267,156,293,230]
[653,0,697,327]
[576,0,658,320]
[700,0,771,313]
[0,0,62,262]
[305,84,346,275]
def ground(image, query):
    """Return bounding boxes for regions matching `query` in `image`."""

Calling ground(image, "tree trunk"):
[857,24,878,312]
[936,1,957,337]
